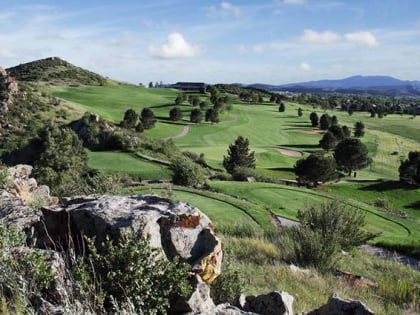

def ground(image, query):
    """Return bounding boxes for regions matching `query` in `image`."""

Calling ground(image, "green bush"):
[0,225,55,313]
[75,230,191,314]
[170,156,205,187]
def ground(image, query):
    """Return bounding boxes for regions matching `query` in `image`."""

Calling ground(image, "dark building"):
[171,82,206,92]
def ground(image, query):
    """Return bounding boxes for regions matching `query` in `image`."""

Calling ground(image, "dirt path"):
[164,125,190,141]
[276,147,303,157]
[361,245,419,270]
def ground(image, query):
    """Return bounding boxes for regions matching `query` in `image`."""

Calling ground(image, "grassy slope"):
[87,150,172,180]
[49,84,420,250]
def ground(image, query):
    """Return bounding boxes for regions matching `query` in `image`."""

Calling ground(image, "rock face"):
[38,194,223,285]
[0,67,18,112]
[236,291,294,315]
[307,294,374,315]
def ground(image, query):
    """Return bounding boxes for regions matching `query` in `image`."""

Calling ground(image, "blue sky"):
[0,0,420,84]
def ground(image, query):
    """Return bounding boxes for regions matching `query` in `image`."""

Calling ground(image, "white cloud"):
[299,62,312,71]
[207,2,241,18]
[149,32,201,59]
[300,29,341,44]
[282,0,306,4]
[345,31,378,47]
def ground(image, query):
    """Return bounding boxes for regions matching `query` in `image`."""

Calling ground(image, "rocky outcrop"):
[307,294,374,315]
[37,194,223,285]
[0,67,18,112]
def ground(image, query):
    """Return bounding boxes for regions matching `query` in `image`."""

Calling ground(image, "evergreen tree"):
[319,131,337,151]
[190,109,202,123]
[205,107,219,123]
[223,136,256,174]
[140,108,156,129]
[328,125,345,141]
[169,107,183,121]
[342,125,351,138]
[319,113,331,130]
[278,102,286,112]
[135,121,144,133]
[334,138,371,177]
[121,109,138,129]
[294,153,337,186]
[309,112,319,127]
[399,151,420,185]
[354,121,365,137]
[297,107,303,117]
[331,115,338,126]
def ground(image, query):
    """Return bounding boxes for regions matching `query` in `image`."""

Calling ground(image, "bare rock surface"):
[307,294,374,315]
[236,291,294,315]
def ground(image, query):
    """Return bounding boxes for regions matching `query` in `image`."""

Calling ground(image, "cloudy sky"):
[1,0,420,84]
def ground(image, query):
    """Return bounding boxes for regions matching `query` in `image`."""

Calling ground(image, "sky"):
[0,0,420,84]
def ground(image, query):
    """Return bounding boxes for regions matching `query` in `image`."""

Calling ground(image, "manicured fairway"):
[87,150,172,180]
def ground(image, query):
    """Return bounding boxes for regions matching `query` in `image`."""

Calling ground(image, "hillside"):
[6,57,107,86]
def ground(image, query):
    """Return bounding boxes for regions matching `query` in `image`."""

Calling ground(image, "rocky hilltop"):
[0,165,374,314]
[0,67,18,112]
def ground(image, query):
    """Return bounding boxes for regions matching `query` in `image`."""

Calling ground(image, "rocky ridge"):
[0,165,375,314]
[0,67,18,112]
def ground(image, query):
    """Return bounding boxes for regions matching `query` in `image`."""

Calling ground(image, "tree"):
[190,108,202,124]
[342,125,351,138]
[135,121,144,133]
[331,115,338,126]
[319,131,337,151]
[205,107,219,123]
[120,109,138,129]
[319,113,331,130]
[309,112,319,127]
[223,136,256,175]
[175,95,184,105]
[399,151,420,185]
[334,138,371,177]
[148,82,153,88]
[169,107,183,121]
[140,108,156,129]
[294,153,337,186]
[328,125,345,141]
[354,121,365,137]
[297,107,303,117]
[278,102,285,112]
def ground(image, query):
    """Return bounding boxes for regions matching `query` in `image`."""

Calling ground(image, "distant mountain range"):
[249,75,420,96]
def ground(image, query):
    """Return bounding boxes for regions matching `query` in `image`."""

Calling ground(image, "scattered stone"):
[307,294,374,315]
[334,270,377,288]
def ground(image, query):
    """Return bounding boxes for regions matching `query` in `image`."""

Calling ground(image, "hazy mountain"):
[249,75,420,96]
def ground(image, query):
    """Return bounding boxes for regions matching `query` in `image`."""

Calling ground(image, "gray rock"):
[237,291,294,315]
[307,294,374,315]
[39,194,223,284]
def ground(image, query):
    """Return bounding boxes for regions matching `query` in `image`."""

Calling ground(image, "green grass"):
[122,185,271,229]
[208,181,419,252]
[87,150,172,180]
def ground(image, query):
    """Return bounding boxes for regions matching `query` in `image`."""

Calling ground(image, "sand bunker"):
[276,147,303,157]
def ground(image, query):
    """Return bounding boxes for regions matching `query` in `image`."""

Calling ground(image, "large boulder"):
[37,194,223,284]
[307,294,374,315]
[236,291,294,315]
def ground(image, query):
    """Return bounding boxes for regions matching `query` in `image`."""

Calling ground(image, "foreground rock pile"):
[0,165,375,314]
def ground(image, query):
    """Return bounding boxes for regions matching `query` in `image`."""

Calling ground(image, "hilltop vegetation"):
[7,57,106,86]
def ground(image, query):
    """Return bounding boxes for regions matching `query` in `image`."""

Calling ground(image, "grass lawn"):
[87,150,172,180]
[122,185,271,229]
[209,181,419,253]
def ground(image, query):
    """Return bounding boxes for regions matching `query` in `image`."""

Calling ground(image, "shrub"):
[75,230,191,314]
[170,156,205,187]
[289,201,376,272]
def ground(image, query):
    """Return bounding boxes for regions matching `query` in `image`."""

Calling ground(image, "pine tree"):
[223,136,256,174]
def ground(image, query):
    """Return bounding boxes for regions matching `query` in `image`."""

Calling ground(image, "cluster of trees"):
[293,92,420,117]
[399,151,420,186]
[121,108,156,131]
[295,138,371,186]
